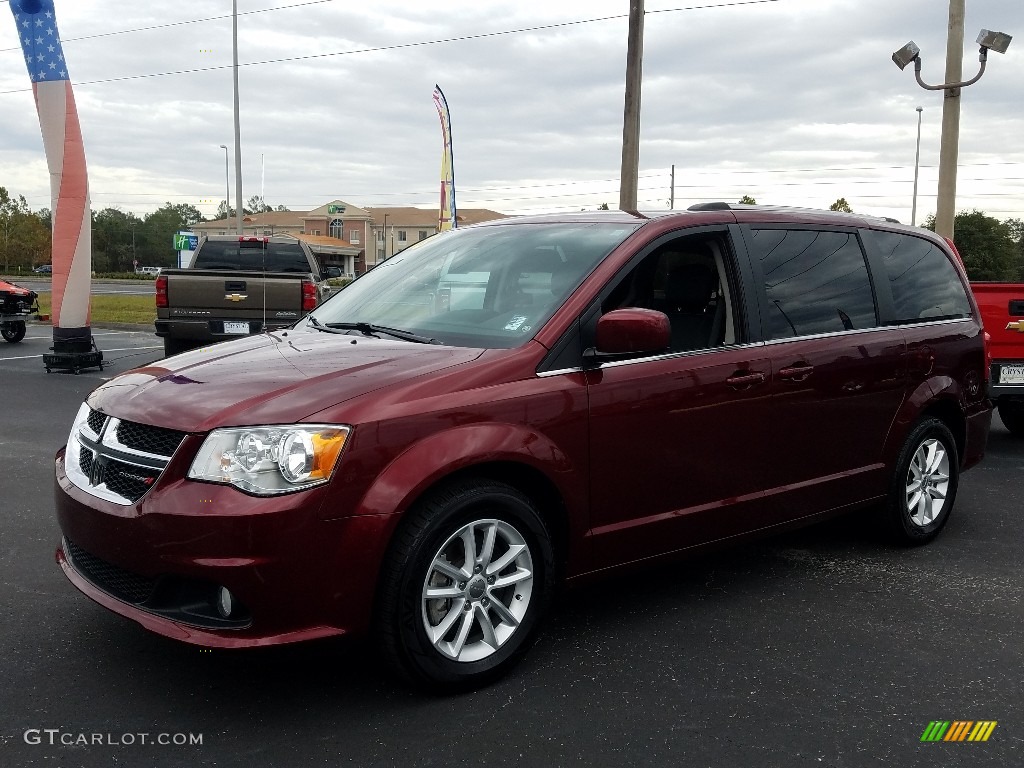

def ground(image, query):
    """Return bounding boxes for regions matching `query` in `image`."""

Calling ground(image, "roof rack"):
[686,202,902,225]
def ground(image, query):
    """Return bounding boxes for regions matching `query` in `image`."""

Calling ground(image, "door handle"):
[725,371,766,389]
[779,364,814,381]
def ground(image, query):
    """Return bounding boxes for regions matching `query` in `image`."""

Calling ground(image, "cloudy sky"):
[0,0,1021,225]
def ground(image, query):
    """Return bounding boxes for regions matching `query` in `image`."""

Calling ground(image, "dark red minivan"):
[54,205,991,688]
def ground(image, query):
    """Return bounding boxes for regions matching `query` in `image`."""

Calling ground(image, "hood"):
[87,329,485,432]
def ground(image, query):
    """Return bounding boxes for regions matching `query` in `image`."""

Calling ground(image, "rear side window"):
[864,231,973,323]
[748,229,878,339]
[193,241,312,273]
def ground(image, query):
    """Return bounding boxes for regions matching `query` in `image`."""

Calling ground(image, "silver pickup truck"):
[155,235,336,356]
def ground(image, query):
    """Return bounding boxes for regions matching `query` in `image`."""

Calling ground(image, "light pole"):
[231,0,243,236]
[219,144,230,223]
[892,14,1012,239]
[911,107,923,226]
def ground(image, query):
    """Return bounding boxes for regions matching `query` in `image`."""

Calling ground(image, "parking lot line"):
[0,345,162,362]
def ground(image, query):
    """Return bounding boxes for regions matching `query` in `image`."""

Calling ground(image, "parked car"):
[33,264,52,274]
[54,205,991,689]
[135,266,162,276]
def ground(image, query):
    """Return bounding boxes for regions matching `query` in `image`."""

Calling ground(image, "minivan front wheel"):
[375,480,554,690]
[886,418,959,544]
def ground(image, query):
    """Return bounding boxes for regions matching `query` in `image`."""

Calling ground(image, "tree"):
[1006,218,1024,280]
[139,203,205,268]
[738,195,757,205]
[829,198,853,213]
[247,195,272,214]
[275,204,290,212]
[92,207,143,272]
[0,187,50,272]
[925,210,1018,281]
[597,202,609,211]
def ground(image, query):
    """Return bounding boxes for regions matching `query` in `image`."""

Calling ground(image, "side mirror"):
[325,266,342,279]
[589,308,670,359]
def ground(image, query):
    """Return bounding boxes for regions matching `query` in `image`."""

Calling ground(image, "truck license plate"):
[223,321,250,335]
[1000,365,1024,384]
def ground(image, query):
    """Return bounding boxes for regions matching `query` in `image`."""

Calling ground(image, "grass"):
[35,292,156,325]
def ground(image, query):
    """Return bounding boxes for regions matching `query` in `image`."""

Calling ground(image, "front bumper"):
[54,447,394,646]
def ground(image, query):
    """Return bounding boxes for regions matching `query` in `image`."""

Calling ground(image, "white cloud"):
[0,0,1021,223]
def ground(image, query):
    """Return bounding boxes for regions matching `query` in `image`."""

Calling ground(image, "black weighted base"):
[43,329,104,374]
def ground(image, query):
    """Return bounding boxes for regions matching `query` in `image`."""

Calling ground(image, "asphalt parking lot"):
[1,326,1022,767]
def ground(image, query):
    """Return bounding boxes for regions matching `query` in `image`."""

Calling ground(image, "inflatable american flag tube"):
[9,0,92,335]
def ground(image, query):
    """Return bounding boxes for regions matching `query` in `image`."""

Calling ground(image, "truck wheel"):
[884,418,959,545]
[997,400,1024,437]
[162,337,193,357]
[1,322,26,343]
[375,480,554,691]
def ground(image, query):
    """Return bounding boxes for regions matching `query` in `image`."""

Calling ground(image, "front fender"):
[350,422,579,520]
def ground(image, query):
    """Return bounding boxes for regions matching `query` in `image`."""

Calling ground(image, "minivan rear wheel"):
[885,418,959,545]
[375,480,554,690]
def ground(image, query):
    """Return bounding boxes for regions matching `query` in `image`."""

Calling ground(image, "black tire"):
[885,418,959,545]
[1,321,26,343]
[162,337,193,357]
[375,479,555,691]
[997,400,1024,437]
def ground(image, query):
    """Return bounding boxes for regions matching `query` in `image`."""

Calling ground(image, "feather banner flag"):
[9,0,92,335]
[432,85,457,232]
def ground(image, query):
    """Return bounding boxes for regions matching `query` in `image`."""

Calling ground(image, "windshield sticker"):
[504,315,528,331]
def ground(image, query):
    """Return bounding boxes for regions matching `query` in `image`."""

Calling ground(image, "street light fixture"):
[892,31,1012,91]
[891,6,1013,240]
[219,144,230,225]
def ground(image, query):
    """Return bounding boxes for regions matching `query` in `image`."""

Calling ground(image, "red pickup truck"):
[973,283,1024,435]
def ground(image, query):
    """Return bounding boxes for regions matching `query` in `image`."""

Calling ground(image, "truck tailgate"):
[164,270,305,320]
[972,282,1024,360]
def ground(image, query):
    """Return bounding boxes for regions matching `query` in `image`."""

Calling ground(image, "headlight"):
[188,424,351,496]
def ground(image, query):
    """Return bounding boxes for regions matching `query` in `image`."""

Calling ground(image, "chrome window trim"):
[593,342,766,370]
[893,316,975,330]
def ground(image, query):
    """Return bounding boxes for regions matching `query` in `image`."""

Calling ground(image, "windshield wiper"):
[324,321,442,345]
[307,316,348,335]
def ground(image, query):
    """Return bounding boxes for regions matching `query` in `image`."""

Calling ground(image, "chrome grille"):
[86,408,106,435]
[66,407,188,505]
[114,420,187,456]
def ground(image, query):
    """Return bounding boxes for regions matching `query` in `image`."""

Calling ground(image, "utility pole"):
[232,0,243,235]
[669,164,675,209]
[935,0,965,239]
[619,0,644,211]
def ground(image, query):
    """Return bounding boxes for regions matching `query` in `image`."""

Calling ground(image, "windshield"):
[308,222,639,348]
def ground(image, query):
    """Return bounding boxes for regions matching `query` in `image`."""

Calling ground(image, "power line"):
[0,0,785,94]
[0,0,342,53]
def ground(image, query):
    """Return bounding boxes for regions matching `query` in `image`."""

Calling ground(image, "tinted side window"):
[749,229,878,339]
[864,231,972,323]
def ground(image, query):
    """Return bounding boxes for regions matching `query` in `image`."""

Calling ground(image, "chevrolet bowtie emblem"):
[1007,321,1024,333]
[225,293,247,302]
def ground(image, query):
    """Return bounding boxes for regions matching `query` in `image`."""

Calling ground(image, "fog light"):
[216,587,234,618]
